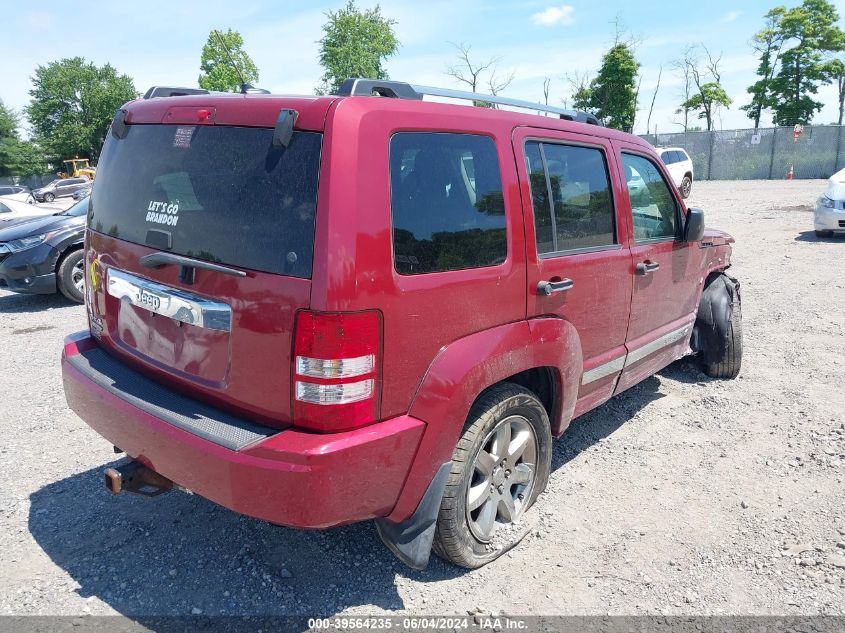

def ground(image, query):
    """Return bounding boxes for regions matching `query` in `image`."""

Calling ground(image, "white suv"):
[656,147,694,199]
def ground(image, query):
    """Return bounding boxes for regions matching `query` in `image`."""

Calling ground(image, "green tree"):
[0,101,46,177]
[317,1,399,95]
[742,9,786,128]
[564,71,593,111]
[26,57,137,163]
[768,0,845,125]
[682,83,733,130]
[675,45,731,131]
[824,57,845,124]
[588,42,639,132]
[198,29,259,92]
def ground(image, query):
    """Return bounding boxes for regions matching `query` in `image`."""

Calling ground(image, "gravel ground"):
[0,180,843,617]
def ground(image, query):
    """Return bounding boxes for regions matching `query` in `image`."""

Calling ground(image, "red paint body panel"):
[62,334,424,528]
[387,317,581,522]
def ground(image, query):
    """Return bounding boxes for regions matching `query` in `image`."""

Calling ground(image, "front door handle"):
[537,278,574,295]
[635,261,660,275]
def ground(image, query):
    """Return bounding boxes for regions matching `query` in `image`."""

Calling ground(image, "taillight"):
[292,310,382,432]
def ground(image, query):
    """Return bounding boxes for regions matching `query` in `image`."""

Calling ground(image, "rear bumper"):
[61,332,426,529]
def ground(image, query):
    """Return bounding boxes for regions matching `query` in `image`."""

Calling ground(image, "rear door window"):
[90,125,322,278]
[389,132,506,275]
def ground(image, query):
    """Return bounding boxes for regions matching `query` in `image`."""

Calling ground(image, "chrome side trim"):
[581,356,625,385]
[106,268,232,332]
[625,323,693,367]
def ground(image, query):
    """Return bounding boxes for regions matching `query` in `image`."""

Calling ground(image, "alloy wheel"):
[72,259,85,293]
[465,414,538,542]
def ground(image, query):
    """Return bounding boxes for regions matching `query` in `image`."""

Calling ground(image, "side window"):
[0,187,10,195]
[622,153,679,242]
[660,151,674,165]
[524,140,616,254]
[677,150,689,163]
[0,202,10,213]
[389,132,507,275]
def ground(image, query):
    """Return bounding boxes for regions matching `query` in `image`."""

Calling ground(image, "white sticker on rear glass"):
[173,126,195,149]
[146,200,180,226]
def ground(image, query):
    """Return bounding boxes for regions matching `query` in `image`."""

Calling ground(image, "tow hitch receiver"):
[104,461,173,497]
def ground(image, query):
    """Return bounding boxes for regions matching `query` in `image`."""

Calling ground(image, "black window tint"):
[525,141,616,254]
[390,133,506,275]
[660,151,673,164]
[622,153,678,242]
[89,125,322,278]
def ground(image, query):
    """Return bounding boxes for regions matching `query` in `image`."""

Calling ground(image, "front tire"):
[680,175,692,199]
[44,192,55,203]
[432,383,552,569]
[57,250,85,303]
[702,289,742,379]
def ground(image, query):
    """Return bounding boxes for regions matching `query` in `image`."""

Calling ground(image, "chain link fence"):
[641,125,845,180]
[0,173,58,189]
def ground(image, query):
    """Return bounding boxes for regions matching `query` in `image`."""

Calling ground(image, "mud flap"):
[375,462,451,570]
[693,273,740,364]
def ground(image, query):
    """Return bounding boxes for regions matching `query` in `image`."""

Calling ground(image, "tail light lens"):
[292,310,382,432]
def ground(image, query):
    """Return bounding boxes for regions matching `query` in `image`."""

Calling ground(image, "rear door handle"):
[537,278,574,295]
[635,261,660,275]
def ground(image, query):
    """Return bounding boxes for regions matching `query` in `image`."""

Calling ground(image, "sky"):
[2,0,845,135]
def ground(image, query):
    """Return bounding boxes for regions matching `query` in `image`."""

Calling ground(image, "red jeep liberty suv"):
[61,79,742,569]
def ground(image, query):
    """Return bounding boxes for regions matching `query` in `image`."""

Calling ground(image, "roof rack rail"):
[143,86,210,99]
[336,78,601,126]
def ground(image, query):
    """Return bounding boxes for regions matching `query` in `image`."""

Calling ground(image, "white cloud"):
[530,5,575,27]
[721,11,742,23]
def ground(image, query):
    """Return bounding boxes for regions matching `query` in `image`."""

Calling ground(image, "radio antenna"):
[213,29,251,94]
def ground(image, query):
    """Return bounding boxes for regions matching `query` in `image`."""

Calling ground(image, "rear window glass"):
[389,132,506,275]
[90,125,322,278]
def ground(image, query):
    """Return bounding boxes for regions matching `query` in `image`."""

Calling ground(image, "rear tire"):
[432,383,552,569]
[815,230,833,238]
[703,291,742,379]
[57,250,85,303]
[44,193,55,203]
[680,175,692,199]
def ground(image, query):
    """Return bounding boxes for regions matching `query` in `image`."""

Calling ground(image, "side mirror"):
[684,207,705,242]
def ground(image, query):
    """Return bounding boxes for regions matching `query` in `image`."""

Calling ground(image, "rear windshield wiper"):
[140,252,247,285]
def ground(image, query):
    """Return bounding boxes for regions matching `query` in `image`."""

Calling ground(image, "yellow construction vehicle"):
[59,158,96,180]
